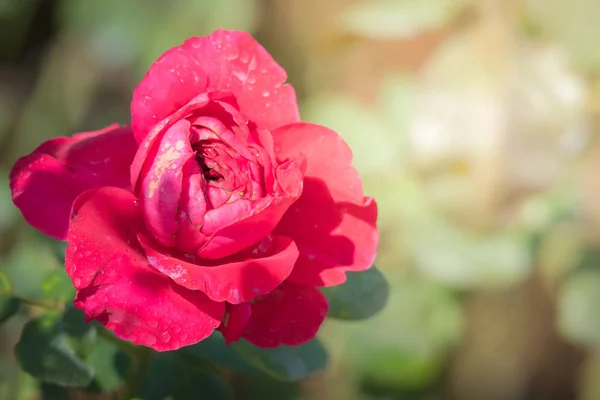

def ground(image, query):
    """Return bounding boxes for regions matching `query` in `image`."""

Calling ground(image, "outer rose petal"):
[131,29,299,142]
[9,124,137,240]
[273,122,364,203]
[139,234,298,304]
[66,187,223,351]
[219,302,251,345]
[272,123,379,286]
[241,282,328,348]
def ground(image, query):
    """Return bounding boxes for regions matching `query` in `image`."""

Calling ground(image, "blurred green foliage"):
[2,0,600,399]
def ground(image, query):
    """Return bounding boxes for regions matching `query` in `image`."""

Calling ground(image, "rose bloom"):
[10,30,378,351]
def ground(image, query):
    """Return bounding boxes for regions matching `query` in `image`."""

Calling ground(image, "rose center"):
[195,153,222,182]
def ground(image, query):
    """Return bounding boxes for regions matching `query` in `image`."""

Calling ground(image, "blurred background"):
[1,0,600,399]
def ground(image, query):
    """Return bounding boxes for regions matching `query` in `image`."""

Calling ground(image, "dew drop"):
[232,69,247,82]
[226,46,239,61]
[248,56,257,71]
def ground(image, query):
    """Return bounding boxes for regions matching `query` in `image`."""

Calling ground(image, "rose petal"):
[272,123,379,286]
[196,155,305,259]
[241,282,328,348]
[131,29,299,142]
[218,302,252,345]
[10,125,136,240]
[139,234,298,304]
[198,196,297,259]
[131,92,213,193]
[284,186,378,286]
[66,187,223,351]
[139,119,195,247]
[131,46,209,143]
[272,122,364,203]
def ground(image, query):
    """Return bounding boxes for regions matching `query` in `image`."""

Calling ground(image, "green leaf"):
[322,266,389,320]
[86,339,126,391]
[0,270,20,323]
[139,352,233,400]
[186,332,258,374]
[14,313,94,387]
[231,339,328,381]
[61,305,96,358]
[41,269,75,302]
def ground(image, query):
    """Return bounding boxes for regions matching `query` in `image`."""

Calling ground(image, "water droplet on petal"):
[248,56,257,71]
[232,69,247,82]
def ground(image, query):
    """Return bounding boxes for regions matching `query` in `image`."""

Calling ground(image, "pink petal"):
[242,282,328,348]
[131,92,221,194]
[130,47,209,143]
[139,119,194,247]
[10,125,137,240]
[197,195,299,259]
[272,122,363,203]
[196,155,305,259]
[138,234,298,304]
[272,123,379,286]
[66,187,223,351]
[131,29,299,142]
[284,192,378,286]
[131,93,304,259]
[218,303,252,345]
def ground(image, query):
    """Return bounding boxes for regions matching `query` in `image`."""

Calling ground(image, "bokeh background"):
[2,0,600,399]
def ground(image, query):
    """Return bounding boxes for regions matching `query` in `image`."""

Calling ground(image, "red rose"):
[9,30,378,351]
